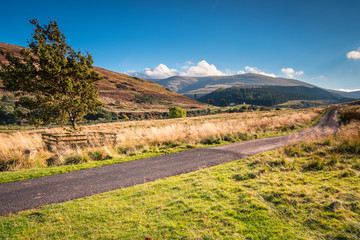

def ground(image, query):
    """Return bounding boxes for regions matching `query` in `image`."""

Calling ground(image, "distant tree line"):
[0,94,28,125]
[0,93,119,125]
[0,92,276,126]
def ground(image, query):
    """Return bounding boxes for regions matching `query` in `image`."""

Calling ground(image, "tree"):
[0,95,17,125]
[219,98,228,106]
[0,19,102,131]
[168,106,186,118]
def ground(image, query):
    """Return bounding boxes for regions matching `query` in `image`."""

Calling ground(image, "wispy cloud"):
[281,68,304,78]
[346,47,360,60]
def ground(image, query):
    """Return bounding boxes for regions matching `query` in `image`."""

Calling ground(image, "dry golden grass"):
[0,108,322,171]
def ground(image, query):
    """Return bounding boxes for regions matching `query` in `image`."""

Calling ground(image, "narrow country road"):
[0,108,340,216]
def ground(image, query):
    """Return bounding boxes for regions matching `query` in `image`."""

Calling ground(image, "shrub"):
[339,107,360,124]
[46,155,62,166]
[303,156,324,171]
[85,108,119,122]
[339,169,357,178]
[120,114,129,120]
[168,106,186,118]
[88,150,112,161]
[65,154,89,165]
[233,172,257,181]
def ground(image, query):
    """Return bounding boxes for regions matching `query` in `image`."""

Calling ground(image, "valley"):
[0,104,359,239]
[1,25,359,239]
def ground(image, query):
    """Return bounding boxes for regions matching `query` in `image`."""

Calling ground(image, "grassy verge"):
[0,108,328,184]
[1,118,359,239]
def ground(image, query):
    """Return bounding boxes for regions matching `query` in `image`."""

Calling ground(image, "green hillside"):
[198,86,351,106]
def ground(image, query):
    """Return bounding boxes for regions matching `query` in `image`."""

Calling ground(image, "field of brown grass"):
[0,108,323,171]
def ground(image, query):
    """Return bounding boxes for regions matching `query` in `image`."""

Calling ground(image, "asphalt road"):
[0,108,340,216]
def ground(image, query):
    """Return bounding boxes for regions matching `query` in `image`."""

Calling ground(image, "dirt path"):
[0,108,340,216]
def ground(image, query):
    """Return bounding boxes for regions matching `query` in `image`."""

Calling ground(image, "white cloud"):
[346,48,360,60]
[129,64,180,79]
[186,60,226,77]
[244,66,276,78]
[129,60,226,79]
[281,68,304,78]
[334,88,360,92]
[129,62,281,79]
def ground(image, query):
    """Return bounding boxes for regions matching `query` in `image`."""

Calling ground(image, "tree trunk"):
[68,111,78,132]
[71,120,77,132]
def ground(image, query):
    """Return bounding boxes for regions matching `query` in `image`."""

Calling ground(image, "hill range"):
[152,74,316,96]
[152,74,359,106]
[0,43,205,112]
[197,86,351,107]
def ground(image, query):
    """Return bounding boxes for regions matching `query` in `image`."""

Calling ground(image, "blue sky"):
[1,0,360,90]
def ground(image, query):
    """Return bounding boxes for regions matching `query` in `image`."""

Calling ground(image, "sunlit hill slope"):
[0,43,205,112]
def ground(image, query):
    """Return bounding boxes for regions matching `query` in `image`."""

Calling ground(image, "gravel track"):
[0,108,340,216]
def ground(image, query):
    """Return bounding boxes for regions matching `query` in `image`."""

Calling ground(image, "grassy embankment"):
[0,108,324,183]
[0,105,359,239]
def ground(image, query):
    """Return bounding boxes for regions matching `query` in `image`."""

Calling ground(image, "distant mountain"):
[197,86,352,107]
[327,89,360,99]
[0,43,205,111]
[152,74,316,97]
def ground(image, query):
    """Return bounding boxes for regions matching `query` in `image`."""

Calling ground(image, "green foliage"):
[65,155,90,165]
[207,99,214,105]
[219,98,228,106]
[88,150,112,161]
[232,172,257,181]
[0,95,30,125]
[339,106,360,124]
[0,19,102,131]
[84,108,118,122]
[120,113,129,120]
[135,93,159,104]
[198,86,351,107]
[0,95,17,124]
[168,106,186,118]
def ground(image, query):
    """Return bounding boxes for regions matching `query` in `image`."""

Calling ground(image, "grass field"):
[0,107,359,239]
[0,108,323,183]
[276,100,337,108]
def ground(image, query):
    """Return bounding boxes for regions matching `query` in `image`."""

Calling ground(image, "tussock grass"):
[1,118,359,239]
[0,108,322,174]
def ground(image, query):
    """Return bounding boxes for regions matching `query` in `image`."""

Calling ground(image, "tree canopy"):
[0,19,102,131]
